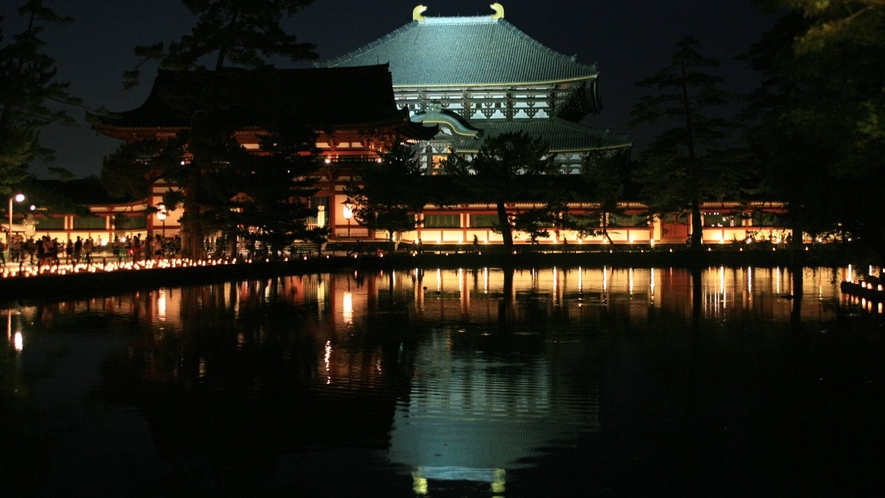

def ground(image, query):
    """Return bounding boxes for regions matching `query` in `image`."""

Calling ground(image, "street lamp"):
[156,203,167,239]
[342,202,353,238]
[8,193,24,242]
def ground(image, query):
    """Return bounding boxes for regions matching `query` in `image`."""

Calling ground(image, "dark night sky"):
[1,0,778,178]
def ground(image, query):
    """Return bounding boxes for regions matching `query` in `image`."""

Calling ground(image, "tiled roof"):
[92,65,411,130]
[319,17,598,87]
[449,119,631,153]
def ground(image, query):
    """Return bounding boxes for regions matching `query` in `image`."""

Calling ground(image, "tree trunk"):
[496,200,513,251]
[181,166,204,260]
[602,212,614,245]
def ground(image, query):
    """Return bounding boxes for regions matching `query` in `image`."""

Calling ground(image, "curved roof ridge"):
[422,15,497,25]
[548,117,629,139]
[318,17,598,86]
[495,20,594,71]
[321,21,419,68]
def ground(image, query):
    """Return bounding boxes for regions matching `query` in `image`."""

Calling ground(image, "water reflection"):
[1,266,881,496]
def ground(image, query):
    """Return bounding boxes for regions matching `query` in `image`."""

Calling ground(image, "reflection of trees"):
[95,284,407,495]
[1,313,45,495]
[790,265,804,325]
[498,266,515,327]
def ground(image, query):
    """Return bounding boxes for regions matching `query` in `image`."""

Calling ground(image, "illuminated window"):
[702,212,735,227]
[73,216,106,230]
[34,217,64,229]
[424,214,460,228]
[127,216,148,229]
[751,211,784,226]
[470,214,498,228]
[609,213,648,227]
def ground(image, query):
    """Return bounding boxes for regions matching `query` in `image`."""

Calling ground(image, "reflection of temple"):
[3,266,861,494]
[389,326,601,494]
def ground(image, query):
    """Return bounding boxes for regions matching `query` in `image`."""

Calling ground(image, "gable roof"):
[319,17,599,87]
[92,65,419,133]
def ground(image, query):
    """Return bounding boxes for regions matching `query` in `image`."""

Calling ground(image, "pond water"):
[1,266,883,497]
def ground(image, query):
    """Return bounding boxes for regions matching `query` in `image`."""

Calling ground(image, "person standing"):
[10,234,22,263]
[65,239,74,264]
[73,236,83,263]
[151,235,163,261]
[83,237,94,265]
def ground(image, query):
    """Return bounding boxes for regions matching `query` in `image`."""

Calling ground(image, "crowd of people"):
[0,233,182,267]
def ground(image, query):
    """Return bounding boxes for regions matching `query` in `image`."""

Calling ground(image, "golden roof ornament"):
[490,3,505,19]
[413,5,427,21]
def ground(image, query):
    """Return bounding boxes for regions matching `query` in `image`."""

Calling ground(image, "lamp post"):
[156,204,167,239]
[8,193,24,242]
[342,203,353,238]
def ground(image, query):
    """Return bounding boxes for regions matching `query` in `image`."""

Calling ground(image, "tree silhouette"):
[115,0,317,259]
[745,3,885,264]
[0,0,81,190]
[444,131,559,252]
[631,36,741,250]
[345,140,427,253]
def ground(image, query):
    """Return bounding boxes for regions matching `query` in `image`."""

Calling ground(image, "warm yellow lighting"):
[343,291,353,324]
[324,339,332,365]
[8,193,25,239]
[412,474,428,495]
[158,289,167,321]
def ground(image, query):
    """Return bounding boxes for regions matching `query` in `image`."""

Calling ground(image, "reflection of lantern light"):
[552,267,558,295]
[14,331,23,352]
[343,291,353,324]
[747,267,753,293]
[158,289,167,321]
[578,266,583,293]
[650,268,655,303]
[602,266,609,293]
[629,268,634,295]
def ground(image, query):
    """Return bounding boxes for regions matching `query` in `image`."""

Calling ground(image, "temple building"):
[319,3,632,174]
[89,64,437,243]
[64,4,789,251]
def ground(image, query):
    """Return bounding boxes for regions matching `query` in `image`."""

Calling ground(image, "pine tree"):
[631,36,739,250]
[444,131,559,252]
[345,140,427,253]
[0,0,81,192]
[116,0,317,259]
[746,2,885,263]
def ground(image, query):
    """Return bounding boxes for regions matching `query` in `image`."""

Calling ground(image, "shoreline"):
[0,248,862,304]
